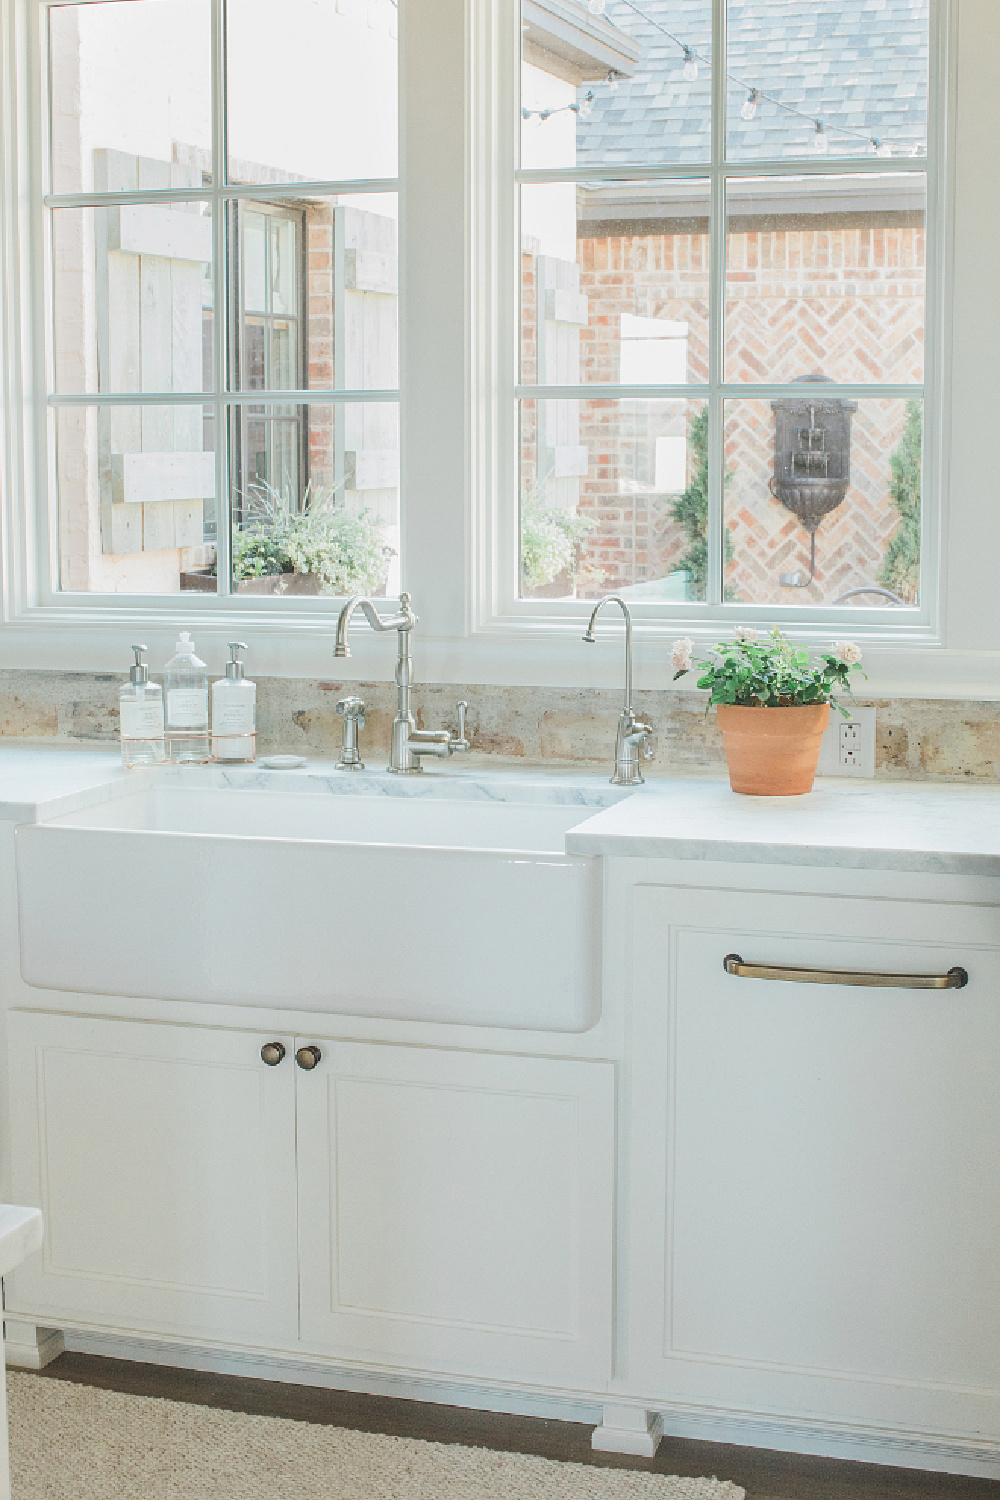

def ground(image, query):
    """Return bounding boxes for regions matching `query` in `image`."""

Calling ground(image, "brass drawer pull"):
[723,953,969,990]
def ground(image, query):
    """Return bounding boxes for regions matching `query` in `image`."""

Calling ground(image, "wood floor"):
[24,1352,1000,1500]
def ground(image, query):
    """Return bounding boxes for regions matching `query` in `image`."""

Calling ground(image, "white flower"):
[734,625,758,643]
[671,637,694,672]
[834,640,863,666]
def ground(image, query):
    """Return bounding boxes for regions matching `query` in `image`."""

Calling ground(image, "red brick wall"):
[522,223,925,606]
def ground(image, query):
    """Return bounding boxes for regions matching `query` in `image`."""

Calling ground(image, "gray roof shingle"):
[574,0,929,163]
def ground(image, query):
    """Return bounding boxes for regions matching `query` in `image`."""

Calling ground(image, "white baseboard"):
[656,1404,1000,1481]
[37,1327,1000,1481]
[61,1328,604,1425]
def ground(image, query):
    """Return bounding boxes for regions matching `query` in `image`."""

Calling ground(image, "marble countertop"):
[3,746,1000,876]
[565,776,1000,876]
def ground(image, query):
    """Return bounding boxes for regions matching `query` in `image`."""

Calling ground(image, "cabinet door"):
[628,885,1000,1433]
[6,1011,298,1350]
[296,1039,615,1387]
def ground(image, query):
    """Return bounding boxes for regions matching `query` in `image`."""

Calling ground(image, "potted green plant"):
[671,626,864,795]
[223,480,395,597]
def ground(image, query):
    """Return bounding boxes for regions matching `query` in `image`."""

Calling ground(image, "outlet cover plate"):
[816,705,876,778]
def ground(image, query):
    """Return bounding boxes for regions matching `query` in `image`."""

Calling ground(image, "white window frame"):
[474,0,954,652]
[4,0,1000,700]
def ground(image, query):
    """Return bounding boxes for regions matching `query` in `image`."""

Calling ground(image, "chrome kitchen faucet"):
[334,592,470,773]
[583,595,653,786]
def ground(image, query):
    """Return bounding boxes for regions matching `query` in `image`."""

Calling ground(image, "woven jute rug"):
[6,1372,744,1500]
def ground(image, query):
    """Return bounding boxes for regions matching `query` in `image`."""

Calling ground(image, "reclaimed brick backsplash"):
[0,670,997,781]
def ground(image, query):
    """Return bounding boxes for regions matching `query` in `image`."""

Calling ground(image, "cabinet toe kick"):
[591,1403,664,1457]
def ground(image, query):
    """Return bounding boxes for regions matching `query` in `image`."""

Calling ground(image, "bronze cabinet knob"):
[260,1042,286,1066]
[295,1045,322,1070]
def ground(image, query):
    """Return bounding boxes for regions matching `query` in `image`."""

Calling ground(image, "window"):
[3,0,988,691]
[513,0,938,626]
[43,0,399,600]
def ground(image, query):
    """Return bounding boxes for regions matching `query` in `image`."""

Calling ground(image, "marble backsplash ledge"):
[0,669,999,782]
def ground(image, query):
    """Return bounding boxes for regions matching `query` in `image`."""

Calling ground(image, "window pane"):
[521,180,709,386]
[226,0,397,184]
[231,402,399,597]
[725,175,926,384]
[49,1,211,196]
[726,0,929,162]
[55,404,216,593]
[520,397,707,601]
[521,1,712,170]
[722,396,922,608]
[230,197,398,393]
[52,204,212,395]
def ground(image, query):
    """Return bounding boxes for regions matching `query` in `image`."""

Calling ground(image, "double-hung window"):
[507,0,942,636]
[42,0,400,603]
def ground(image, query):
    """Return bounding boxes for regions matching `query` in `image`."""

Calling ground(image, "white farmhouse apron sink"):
[16,783,605,1030]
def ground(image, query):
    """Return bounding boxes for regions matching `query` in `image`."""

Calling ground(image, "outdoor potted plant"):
[224,481,395,597]
[671,626,864,796]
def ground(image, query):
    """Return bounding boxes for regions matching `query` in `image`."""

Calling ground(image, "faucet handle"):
[452,700,471,752]
[337,695,366,727]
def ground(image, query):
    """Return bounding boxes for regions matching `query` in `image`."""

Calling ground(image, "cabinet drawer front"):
[628,885,1000,1426]
[295,1039,615,1387]
[5,1011,299,1350]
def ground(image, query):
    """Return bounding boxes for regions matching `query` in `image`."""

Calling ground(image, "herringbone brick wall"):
[521,224,925,606]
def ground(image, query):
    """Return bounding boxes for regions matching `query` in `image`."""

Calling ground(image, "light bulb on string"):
[872,137,891,157]
[740,89,759,122]
[813,120,829,154]
[682,47,698,81]
[576,91,594,119]
[605,70,619,93]
[588,0,605,13]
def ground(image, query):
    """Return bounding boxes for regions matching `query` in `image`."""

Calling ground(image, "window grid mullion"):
[211,0,230,596]
[705,0,728,607]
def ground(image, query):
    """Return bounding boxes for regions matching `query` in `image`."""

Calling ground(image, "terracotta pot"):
[716,703,830,796]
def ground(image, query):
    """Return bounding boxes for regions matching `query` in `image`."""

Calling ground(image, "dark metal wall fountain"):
[770,374,857,588]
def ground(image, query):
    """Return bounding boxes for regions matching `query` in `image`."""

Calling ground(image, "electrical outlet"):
[816,705,876,778]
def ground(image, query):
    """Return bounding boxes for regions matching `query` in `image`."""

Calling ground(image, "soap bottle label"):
[121,700,165,739]
[167,688,209,728]
[213,696,255,734]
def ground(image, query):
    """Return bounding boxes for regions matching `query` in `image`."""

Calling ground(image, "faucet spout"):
[583,594,634,713]
[334,593,416,658]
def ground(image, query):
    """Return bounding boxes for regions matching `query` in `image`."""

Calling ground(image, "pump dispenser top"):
[129,644,150,685]
[225,642,248,681]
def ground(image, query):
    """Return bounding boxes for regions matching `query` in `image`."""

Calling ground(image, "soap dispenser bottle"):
[119,644,166,769]
[164,631,210,763]
[212,642,256,763]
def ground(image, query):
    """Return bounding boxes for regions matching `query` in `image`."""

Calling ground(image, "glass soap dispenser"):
[212,641,256,763]
[119,644,166,769]
[164,631,211,763]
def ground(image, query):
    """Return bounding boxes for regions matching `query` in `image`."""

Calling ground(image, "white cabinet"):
[5,1013,615,1390]
[296,1039,615,1386]
[5,1012,299,1349]
[626,883,1000,1437]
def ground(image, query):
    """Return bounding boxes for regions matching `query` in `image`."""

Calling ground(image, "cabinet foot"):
[4,1320,65,1370]
[591,1402,664,1457]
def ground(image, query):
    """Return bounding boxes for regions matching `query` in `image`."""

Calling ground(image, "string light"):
[522,90,596,124]
[740,88,759,121]
[813,119,829,154]
[588,0,606,12]
[605,69,620,92]
[872,137,892,157]
[682,46,698,81]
